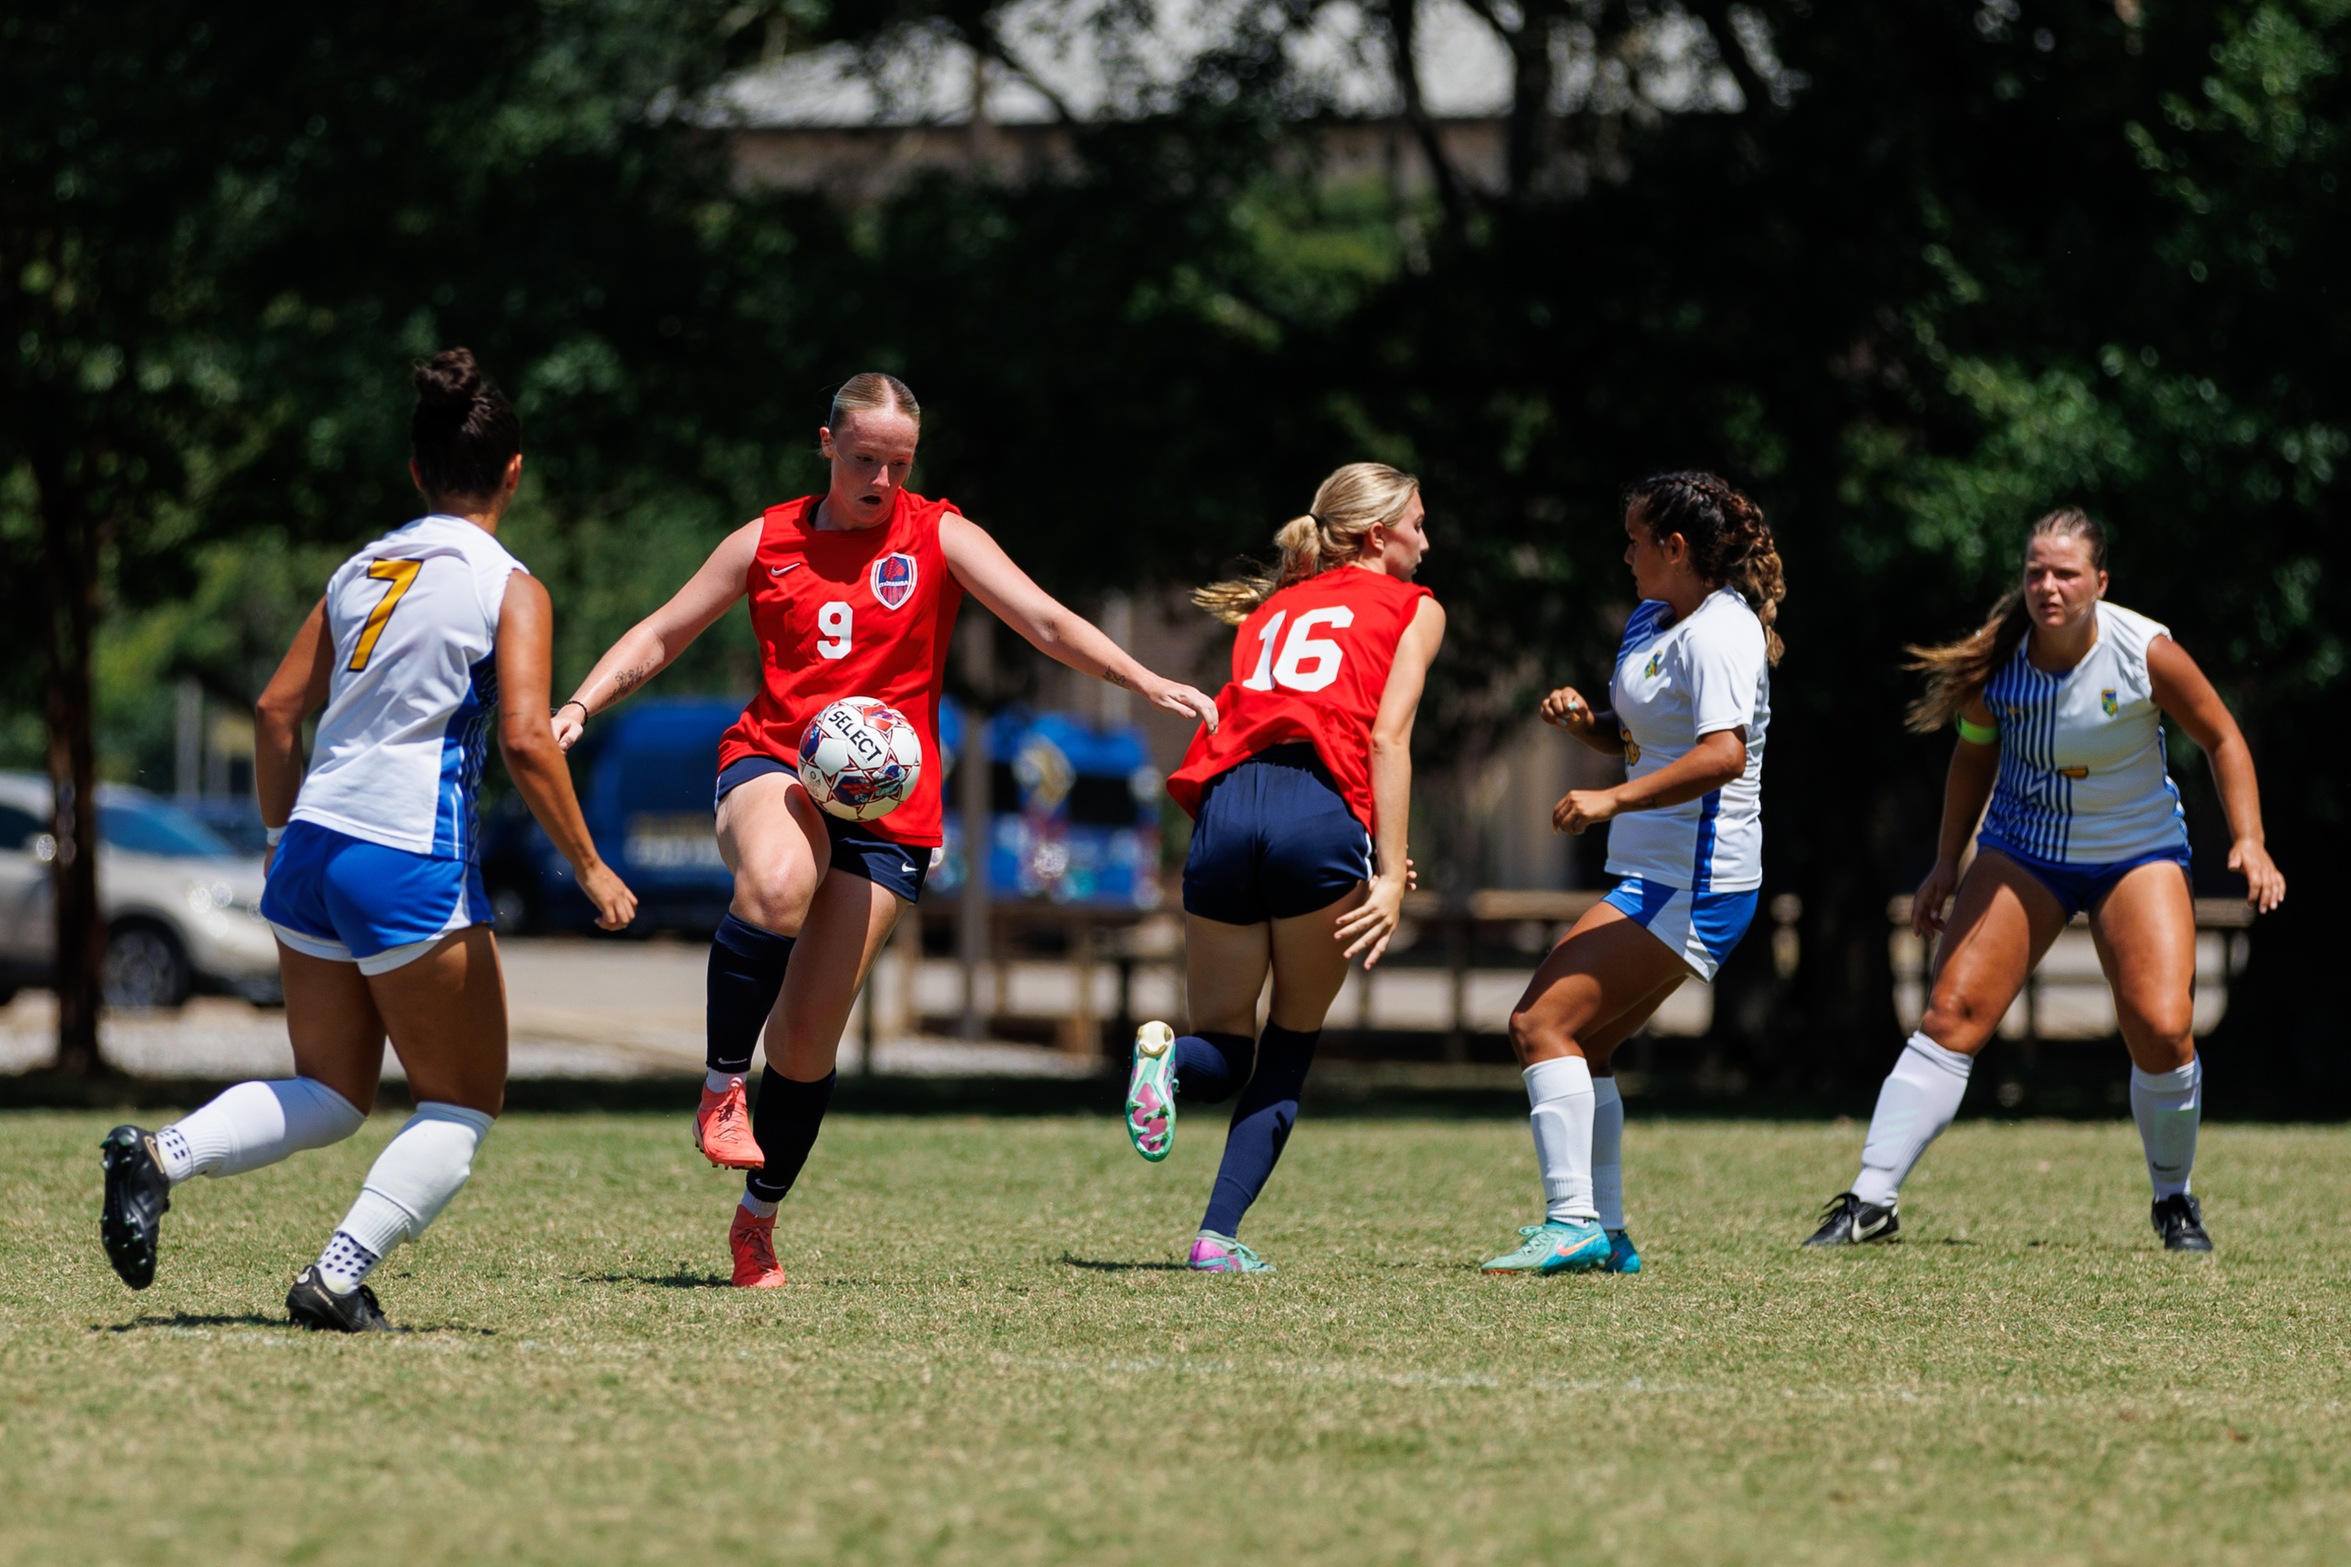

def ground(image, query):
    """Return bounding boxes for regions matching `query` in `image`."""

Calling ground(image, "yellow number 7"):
[348,558,423,672]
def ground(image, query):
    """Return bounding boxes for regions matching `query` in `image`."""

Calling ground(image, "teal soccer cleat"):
[1603,1229,1642,1274]
[1189,1232,1273,1273]
[1124,1022,1177,1162]
[1480,1219,1610,1275]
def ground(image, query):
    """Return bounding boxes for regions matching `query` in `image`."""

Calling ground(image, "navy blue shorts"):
[262,821,489,973]
[1976,833,2189,923]
[715,755,932,904]
[1182,743,1373,926]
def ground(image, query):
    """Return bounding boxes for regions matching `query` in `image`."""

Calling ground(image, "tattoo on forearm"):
[606,660,657,702]
[1103,667,1131,689]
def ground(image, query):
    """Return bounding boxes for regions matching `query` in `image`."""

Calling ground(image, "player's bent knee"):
[1508,1009,1560,1064]
[1920,994,1995,1052]
[731,865,817,933]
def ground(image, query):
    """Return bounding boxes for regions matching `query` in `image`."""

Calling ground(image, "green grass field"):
[3,1104,2347,1565]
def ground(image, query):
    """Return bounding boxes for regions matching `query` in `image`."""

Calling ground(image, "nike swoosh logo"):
[899,863,914,873]
[770,562,802,576]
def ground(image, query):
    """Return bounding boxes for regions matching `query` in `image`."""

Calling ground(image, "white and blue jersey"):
[1606,589,1771,894]
[1977,601,2189,867]
[289,515,525,860]
[262,515,523,970]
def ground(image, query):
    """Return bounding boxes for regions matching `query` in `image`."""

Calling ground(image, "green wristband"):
[1955,714,1998,746]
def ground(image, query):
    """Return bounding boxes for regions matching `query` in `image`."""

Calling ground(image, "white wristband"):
[265,825,285,847]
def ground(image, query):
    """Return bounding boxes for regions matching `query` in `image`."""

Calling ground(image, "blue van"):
[935,705,1163,910]
[483,696,1165,933]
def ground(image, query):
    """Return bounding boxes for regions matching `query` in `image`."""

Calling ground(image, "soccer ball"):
[798,697,923,822]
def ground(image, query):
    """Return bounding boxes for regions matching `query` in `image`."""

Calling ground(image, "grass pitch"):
[3,1104,2347,1566]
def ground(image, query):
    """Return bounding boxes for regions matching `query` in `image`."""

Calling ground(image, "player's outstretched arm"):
[940,512,1219,732]
[498,573,637,931]
[2148,634,2285,913]
[253,598,336,859]
[1337,596,1446,969]
[552,520,761,749]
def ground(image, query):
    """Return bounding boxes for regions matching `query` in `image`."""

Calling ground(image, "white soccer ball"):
[798,697,923,822]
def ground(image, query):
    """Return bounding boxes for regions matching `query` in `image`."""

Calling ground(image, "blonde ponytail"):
[1195,462,1420,625]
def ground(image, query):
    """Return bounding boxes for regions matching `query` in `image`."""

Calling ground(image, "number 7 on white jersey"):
[1242,606,1353,693]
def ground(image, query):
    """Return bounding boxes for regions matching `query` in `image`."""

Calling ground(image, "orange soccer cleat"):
[695,1079,765,1170]
[729,1206,787,1289]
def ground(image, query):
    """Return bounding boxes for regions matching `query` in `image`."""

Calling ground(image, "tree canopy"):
[5,0,2343,1103]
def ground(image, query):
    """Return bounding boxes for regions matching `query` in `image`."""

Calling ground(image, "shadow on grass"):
[92,1313,283,1331]
[587,1271,734,1290]
[1058,1253,1188,1273]
[93,1313,495,1336]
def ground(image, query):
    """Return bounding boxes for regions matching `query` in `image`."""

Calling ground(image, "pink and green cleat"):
[1189,1231,1273,1273]
[1125,1021,1177,1162]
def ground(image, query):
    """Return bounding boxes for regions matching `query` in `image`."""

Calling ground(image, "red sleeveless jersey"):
[717,490,965,847]
[1168,567,1434,834]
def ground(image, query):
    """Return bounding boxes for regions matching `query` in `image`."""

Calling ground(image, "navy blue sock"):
[707,913,795,1075]
[744,1068,836,1204]
[1172,1032,1253,1104]
[1200,1023,1320,1238]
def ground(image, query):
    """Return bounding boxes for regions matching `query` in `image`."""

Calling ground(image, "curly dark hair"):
[1628,471,1786,664]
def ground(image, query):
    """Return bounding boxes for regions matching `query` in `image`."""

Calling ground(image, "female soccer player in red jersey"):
[554,373,1218,1286]
[1120,462,1445,1272]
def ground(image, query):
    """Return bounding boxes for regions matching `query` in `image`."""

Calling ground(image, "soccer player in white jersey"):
[97,350,636,1330]
[1807,507,2284,1253]
[1481,472,1785,1275]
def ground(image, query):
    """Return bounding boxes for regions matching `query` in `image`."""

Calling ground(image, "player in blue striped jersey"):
[1807,508,2285,1253]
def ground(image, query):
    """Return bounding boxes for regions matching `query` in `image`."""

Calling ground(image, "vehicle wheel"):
[103,922,193,1010]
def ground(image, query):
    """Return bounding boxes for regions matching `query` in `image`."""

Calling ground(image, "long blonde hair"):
[1194,462,1420,624]
[1904,506,2108,732]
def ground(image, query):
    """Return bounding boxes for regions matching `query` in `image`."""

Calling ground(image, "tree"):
[0,0,795,1071]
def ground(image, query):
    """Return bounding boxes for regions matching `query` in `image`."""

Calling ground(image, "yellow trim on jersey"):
[1955,713,1998,746]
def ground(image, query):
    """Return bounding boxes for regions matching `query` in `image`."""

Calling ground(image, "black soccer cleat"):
[2152,1193,2214,1253]
[99,1125,173,1290]
[286,1266,392,1334]
[1802,1192,1900,1247]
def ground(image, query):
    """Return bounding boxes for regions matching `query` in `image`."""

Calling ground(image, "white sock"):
[1525,1056,1598,1224]
[156,1078,364,1184]
[314,1103,494,1293]
[315,1231,384,1294]
[1850,1033,1974,1209]
[706,1069,745,1095]
[2130,1058,2201,1200]
[739,1193,778,1220]
[1591,1077,1626,1231]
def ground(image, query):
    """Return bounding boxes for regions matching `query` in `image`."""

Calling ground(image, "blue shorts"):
[260,821,490,974]
[1976,833,2190,922]
[714,755,932,904]
[1604,876,1759,982]
[1182,743,1373,926]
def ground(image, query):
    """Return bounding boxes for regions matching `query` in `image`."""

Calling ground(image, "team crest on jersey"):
[2100,688,2118,717]
[870,552,918,611]
[1643,651,1663,679]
